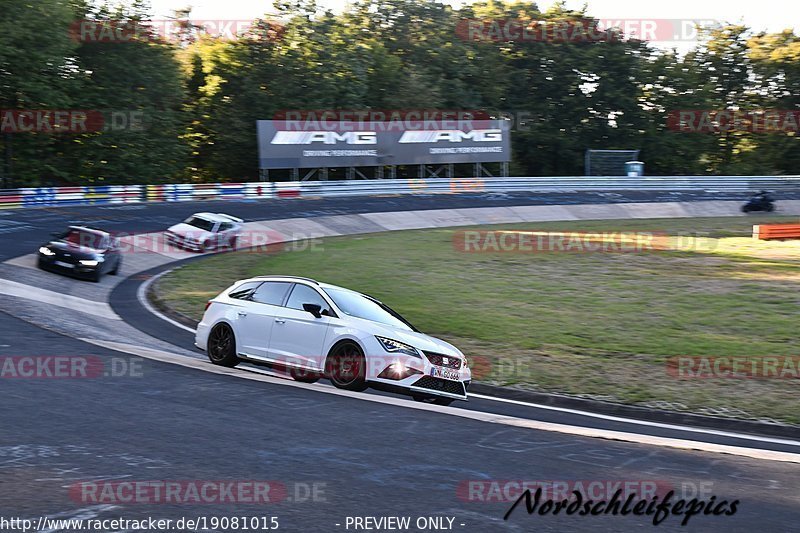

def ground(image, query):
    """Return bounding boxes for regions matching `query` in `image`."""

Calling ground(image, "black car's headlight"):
[39,247,55,256]
[375,336,421,358]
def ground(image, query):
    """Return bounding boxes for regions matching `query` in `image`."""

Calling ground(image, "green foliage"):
[0,0,79,186]
[1,0,799,185]
[0,0,188,186]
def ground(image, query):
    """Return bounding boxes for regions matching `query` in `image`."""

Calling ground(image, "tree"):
[0,0,79,186]
[59,1,189,184]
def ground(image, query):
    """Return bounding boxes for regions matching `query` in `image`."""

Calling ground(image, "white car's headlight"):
[39,247,55,256]
[376,336,421,358]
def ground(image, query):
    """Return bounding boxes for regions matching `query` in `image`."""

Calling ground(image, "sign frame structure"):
[256,120,511,175]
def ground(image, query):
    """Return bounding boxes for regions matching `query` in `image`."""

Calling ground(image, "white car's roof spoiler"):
[216,213,243,223]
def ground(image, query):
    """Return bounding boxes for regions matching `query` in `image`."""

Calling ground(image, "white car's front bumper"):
[165,232,205,251]
[365,347,471,401]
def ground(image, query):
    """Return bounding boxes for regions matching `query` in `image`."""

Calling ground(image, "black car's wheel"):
[207,323,240,367]
[325,342,368,391]
[412,394,454,406]
[767,204,775,212]
[90,270,102,283]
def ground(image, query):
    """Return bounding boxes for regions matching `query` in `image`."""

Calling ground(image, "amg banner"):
[256,120,511,169]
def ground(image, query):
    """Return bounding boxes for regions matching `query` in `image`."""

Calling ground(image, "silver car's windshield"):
[323,288,416,331]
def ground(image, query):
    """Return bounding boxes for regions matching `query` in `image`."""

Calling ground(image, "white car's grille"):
[412,376,467,397]
[424,351,462,369]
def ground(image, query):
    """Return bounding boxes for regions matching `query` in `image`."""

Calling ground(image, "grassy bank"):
[157,215,800,424]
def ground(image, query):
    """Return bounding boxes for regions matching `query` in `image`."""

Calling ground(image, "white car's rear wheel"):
[207,324,240,367]
[325,342,368,391]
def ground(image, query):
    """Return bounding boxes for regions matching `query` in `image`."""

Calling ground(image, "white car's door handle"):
[237,311,247,317]
[275,319,286,324]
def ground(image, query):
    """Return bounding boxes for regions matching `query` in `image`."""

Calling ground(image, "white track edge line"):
[469,393,800,448]
[137,271,196,334]
[81,337,800,464]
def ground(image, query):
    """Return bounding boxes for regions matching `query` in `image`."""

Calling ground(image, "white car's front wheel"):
[325,342,368,392]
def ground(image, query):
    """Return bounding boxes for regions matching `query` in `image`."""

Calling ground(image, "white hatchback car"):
[165,212,243,252]
[195,276,471,404]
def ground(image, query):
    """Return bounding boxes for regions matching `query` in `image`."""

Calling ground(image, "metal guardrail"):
[302,176,800,197]
[1,176,798,209]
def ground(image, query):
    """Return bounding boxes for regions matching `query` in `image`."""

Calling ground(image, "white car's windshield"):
[184,216,215,232]
[323,288,416,331]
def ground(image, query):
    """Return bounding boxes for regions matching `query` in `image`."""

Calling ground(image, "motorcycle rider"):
[753,190,773,204]
[743,190,775,212]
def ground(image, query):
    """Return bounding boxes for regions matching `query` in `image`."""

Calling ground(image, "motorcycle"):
[742,192,775,213]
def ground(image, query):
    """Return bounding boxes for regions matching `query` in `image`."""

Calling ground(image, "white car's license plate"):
[431,367,460,381]
[54,261,74,268]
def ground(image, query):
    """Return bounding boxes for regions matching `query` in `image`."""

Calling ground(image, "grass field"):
[156,215,800,424]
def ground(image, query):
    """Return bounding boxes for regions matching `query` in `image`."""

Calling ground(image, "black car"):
[37,226,122,282]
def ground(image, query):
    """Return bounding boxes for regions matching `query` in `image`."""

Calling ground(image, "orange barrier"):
[753,224,800,240]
